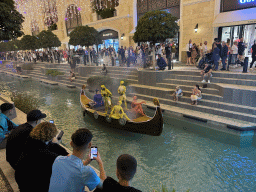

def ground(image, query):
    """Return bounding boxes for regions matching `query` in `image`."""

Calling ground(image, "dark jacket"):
[221,45,228,58]
[157,57,167,70]
[212,47,220,61]
[6,123,33,169]
[252,44,256,59]
[15,137,68,192]
[238,41,245,55]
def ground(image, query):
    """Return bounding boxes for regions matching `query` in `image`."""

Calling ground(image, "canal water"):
[1,74,256,192]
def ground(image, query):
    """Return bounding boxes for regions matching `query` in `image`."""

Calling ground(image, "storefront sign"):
[103,33,113,37]
[240,0,255,3]
[221,0,256,12]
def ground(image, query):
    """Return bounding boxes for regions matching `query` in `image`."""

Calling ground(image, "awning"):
[61,36,70,44]
[213,7,256,27]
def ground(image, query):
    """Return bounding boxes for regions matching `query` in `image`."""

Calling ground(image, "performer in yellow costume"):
[110,101,130,121]
[101,85,112,114]
[118,81,127,110]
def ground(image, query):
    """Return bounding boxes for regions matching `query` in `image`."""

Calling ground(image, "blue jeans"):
[221,56,227,69]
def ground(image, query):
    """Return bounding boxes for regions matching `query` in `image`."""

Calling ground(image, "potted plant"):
[45,69,65,81]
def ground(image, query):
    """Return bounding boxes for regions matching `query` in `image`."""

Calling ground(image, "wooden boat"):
[80,93,163,136]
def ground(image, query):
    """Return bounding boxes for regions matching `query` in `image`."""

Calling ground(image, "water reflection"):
[1,74,256,191]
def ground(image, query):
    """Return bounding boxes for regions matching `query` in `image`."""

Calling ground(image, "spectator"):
[201,63,213,83]
[220,41,228,70]
[171,42,176,60]
[172,86,183,102]
[191,85,202,105]
[15,122,68,192]
[16,64,22,75]
[6,110,46,169]
[191,43,198,65]
[101,64,107,75]
[238,37,246,64]
[202,41,208,56]
[212,43,220,70]
[186,39,192,65]
[119,46,125,66]
[49,128,106,192]
[0,103,18,149]
[94,154,142,192]
[165,43,172,70]
[228,41,238,70]
[156,54,167,70]
[250,40,256,69]
[69,71,76,82]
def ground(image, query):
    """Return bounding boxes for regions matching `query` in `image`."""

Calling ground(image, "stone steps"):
[129,84,223,102]
[157,82,220,95]
[168,74,256,86]
[91,71,138,80]
[170,70,256,80]
[162,79,218,89]
[129,93,256,123]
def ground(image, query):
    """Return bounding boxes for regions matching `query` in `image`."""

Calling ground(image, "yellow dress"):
[101,86,112,113]
[118,85,127,109]
[110,105,130,121]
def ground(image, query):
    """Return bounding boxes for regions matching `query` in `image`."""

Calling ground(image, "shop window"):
[65,5,82,35]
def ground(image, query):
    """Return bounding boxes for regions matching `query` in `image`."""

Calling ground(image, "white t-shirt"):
[231,45,238,54]
[186,43,192,52]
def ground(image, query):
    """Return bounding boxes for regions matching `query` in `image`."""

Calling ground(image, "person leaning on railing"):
[0,103,18,149]
[14,122,68,192]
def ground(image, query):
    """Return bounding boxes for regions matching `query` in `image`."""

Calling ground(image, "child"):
[172,86,183,101]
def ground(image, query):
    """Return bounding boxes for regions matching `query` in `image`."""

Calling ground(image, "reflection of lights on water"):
[67,99,72,106]
[101,59,103,62]
[45,95,53,105]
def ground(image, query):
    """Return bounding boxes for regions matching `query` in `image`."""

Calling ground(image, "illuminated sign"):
[103,33,113,37]
[240,0,255,3]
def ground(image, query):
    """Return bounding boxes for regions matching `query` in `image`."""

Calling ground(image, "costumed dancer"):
[93,89,104,108]
[110,101,130,121]
[131,96,146,116]
[117,81,127,110]
[101,85,112,114]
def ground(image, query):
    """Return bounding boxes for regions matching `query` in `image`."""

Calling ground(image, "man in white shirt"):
[227,41,238,71]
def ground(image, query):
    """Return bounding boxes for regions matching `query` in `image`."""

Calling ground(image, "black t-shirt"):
[204,65,212,73]
[6,123,33,169]
[95,177,142,192]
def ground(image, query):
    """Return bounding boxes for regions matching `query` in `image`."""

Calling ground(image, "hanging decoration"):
[31,20,39,35]
[43,0,58,27]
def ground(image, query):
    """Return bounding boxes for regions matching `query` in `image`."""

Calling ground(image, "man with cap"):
[6,109,46,169]
[0,103,18,149]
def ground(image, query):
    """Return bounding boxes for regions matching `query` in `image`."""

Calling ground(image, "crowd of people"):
[187,37,256,72]
[0,103,142,192]
[0,42,178,70]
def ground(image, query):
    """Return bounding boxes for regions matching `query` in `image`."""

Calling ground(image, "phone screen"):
[49,120,54,124]
[90,147,98,160]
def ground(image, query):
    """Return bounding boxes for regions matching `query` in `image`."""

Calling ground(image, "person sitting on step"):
[172,86,183,102]
[201,63,212,83]
[156,54,167,70]
[191,85,202,105]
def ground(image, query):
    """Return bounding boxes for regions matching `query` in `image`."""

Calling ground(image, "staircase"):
[128,70,256,124]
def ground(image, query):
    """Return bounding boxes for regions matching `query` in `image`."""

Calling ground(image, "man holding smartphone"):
[49,128,106,192]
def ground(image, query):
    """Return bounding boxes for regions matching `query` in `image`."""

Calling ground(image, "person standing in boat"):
[110,101,130,121]
[118,81,127,110]
[101,85,112,114]
[93,90,104,108]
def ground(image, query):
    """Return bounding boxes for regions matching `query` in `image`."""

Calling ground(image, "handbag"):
[191,95,198,101]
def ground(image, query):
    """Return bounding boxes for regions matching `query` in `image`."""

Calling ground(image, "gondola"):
[80,93,163,136]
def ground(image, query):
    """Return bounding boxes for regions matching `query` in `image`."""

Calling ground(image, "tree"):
[69,25,100,65]
[0,0,24,41]
[20,35,39,50]
[0,40,20,52]
[133,10,179,66]
[37,30,61,49]
[69,25,99,47]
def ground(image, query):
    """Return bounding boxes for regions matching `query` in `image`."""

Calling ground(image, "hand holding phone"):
[49,120,54,124]
[90,146,98,160]
[57,130,64,140]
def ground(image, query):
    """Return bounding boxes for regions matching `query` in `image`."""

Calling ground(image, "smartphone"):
[49,120,54,124]
[90,146,98,160]
[57,130,64,140]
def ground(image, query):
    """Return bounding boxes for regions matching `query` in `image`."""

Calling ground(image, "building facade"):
[180,0,256,62]
[16,0,137,51]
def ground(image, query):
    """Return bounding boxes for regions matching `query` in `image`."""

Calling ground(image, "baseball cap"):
[0,103,14,113]
[27,110,46,121]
